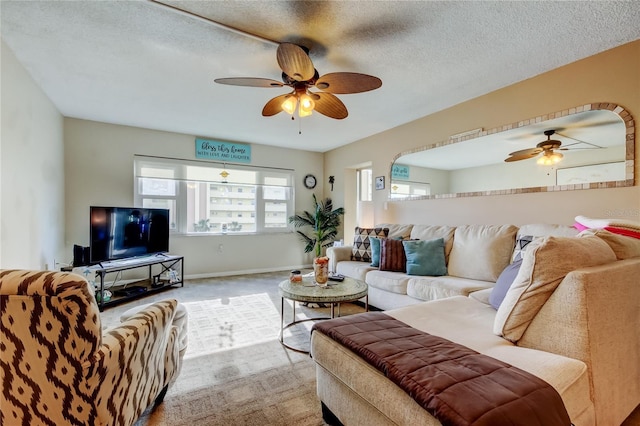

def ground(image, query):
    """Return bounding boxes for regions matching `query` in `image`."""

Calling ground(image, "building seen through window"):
[134,156,293,234]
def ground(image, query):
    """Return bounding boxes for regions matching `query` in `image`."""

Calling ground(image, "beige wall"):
[64,118,324,276]
[449,145,625,194]
[325,40,640,242]
[0,40,65,269]
[3,37,639,273]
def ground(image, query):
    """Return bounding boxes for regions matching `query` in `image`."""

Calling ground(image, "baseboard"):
[184,264,312,280]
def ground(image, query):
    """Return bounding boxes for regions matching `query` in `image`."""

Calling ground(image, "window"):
[357,168,372,201]
[134,156,294,235]
[389,182,431,199]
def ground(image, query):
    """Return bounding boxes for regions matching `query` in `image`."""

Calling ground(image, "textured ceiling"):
[2,1,639,152]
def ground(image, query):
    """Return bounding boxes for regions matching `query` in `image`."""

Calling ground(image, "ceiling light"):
[220,165,229,183]
[298,93,315,117]
[537,151,563,165]
[281,95,297,115]
[281,91,315,118]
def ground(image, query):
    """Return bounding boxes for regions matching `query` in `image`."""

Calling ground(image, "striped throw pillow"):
[379,238,406,272]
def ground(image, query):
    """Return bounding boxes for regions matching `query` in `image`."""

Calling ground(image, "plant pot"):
[314,257,329,285]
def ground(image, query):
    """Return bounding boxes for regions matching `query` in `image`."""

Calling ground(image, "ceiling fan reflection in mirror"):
[504,129,603,165]
[215,43,382,120]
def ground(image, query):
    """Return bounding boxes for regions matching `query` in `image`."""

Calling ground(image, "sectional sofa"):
[328,223,580,310]
[313,223,640,425]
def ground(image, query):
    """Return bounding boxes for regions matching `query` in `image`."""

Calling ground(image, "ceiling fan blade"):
[555,132,604,148]
[508,147,543,156]
[315,72,382,94]
[313,92,348,120]
[214,77,284,88]
[262,94,290,116]
[277,43,315,82]
[504,152,541,162]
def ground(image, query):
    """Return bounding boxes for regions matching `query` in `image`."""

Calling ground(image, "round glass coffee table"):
[279,276,368,353]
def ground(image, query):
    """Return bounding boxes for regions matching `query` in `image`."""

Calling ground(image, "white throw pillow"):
[447,224,518,282]
[494,235,617,342]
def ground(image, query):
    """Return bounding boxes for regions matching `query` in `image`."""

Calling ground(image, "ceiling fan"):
[504,129,603,165]
[214,43,382,120]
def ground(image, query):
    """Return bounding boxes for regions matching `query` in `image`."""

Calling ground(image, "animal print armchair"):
[0,269,181,426]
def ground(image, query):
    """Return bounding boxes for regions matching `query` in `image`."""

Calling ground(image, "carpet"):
[137,340,322,425]
[97,272,367,426]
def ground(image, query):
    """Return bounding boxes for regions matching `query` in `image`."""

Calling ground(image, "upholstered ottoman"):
[120,301,189,359]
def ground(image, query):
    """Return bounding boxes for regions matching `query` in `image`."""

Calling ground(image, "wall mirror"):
[390,103,634,200]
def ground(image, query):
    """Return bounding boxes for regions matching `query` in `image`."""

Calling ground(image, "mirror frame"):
[390,102,635,200]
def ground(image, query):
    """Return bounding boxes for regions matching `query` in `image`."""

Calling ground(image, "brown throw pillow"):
[379,238,406,272]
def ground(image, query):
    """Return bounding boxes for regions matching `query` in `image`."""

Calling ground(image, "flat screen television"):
[90,206,170,264]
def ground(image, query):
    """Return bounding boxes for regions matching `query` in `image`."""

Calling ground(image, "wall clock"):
[304,174,317,189]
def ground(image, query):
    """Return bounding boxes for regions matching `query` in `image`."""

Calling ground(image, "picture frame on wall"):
[375,176,385,190]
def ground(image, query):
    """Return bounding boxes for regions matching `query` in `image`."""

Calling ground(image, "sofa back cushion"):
[578,228,640,260]
[375,223,413,240]
[512,224,579,262]
[351,227,389,262]
[517,223,579,238]
[494,235,617,342]
[447,225,518,282]
[409,225,455,262]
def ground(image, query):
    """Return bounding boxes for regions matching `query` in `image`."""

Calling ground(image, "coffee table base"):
[279,295,368,354]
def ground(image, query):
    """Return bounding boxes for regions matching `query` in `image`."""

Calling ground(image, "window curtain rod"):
[134,154,295,172]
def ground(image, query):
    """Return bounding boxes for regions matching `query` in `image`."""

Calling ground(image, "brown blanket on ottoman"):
[312,312,571,426]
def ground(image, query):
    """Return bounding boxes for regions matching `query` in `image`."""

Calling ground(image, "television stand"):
[86,254,184,310]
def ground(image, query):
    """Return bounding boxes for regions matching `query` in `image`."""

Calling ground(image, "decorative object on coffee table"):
[314,256,329,285]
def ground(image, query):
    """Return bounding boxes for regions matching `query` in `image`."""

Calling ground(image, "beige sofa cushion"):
[336,261,377,282]
[517,223,579,238]
[447,224,518,282]
[512,224,579,261]
[578,228,640,260]
[468,288,492,305]
[409,225,456,262]
[375,223,413,239]
[494,236,616,342]
[365,270,411,295]
[407,276,494,301]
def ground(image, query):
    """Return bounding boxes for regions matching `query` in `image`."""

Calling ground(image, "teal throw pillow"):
[370,237,382,267]
[403,238,447,276]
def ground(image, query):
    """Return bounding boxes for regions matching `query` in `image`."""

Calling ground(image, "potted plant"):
[289,195,345,284]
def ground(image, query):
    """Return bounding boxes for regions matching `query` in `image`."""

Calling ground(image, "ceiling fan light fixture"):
[216,42,381,121]
[536,151,563,165]
[298,93,315,117]
[281,95,297,115]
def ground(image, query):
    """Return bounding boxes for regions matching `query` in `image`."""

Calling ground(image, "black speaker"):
[73,245,91,267]
[83,247,91,265]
